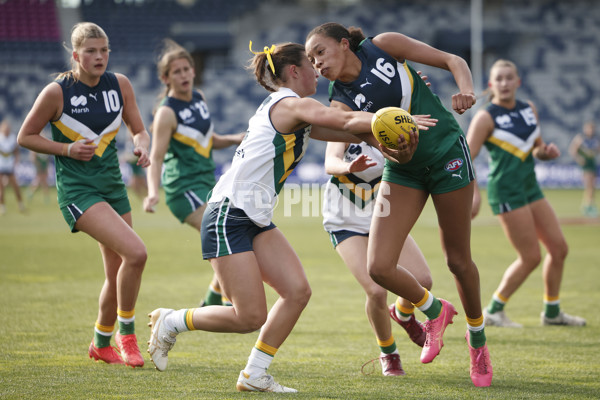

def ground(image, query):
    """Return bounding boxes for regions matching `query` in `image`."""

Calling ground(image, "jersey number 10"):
[102,90,121,113]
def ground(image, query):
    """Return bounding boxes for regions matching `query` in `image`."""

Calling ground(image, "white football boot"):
[541,311,586,326]
[484,310,523,328]
[147,308,178,371]
[236,370,297,393]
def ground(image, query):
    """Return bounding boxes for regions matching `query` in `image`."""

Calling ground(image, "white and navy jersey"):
[208,87,311,227]
[484,99,540,200]
[50,72,126,206]
[322,142,384,234]
[160,90,216,198]
[0,133,18,173]
[329,38,463,169]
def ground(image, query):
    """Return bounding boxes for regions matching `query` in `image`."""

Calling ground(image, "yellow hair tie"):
[249,41,276,75]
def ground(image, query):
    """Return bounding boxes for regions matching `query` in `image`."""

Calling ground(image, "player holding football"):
[147,41,435,392]
[143,39,245,307]
[306,22,492,387]
[17,22,150,367]
[467,59,586,328]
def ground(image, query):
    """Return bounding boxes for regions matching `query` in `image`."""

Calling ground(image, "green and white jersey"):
[578,135,599,171]
[322,142,383,234]
[208,87,310,227]
[160,90,216,198]
[51,72,126,207]
[484,100,540,202]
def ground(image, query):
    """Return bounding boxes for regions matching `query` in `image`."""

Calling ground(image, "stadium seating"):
[1,0,598,187]
[0,0,63,63]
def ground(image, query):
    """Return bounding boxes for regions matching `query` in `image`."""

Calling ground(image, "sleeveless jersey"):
[160,90,216,198]
[209,87,311,227]
[578,135,599,170]
[0,133,18,173]
[322,142,384,234]
[51,72,126,207]
[484,100,541,199]
[329,38,463,169]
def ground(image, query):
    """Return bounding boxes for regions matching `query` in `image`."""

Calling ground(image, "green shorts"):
[129,161,145,177]
[488,174,544,215]
[582,157,597,173]
[382,135,475,194]
[35,155,49,172]
[59,192,131,232]
[166,187,211,223]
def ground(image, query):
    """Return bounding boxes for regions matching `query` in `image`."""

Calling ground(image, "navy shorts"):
[328,229,369,249]
[201,198,276,259]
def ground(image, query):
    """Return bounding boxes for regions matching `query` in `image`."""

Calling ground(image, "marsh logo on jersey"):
[179,108,194,124]
[70,95,89,113]
[71,95,87,107]
[495,114,513,129]
[353,93,373,112]
[444,158,463,172]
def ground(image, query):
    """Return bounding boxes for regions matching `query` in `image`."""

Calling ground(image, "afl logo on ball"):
[444,158,463,172]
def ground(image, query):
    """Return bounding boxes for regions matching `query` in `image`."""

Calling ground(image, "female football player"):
[0,118,26,214]
[569,121,599,217]
[18,22,150,367]
[468,59,586,328]
[143,39,245,307]
[322,139,433,377]
[305,22,491,387]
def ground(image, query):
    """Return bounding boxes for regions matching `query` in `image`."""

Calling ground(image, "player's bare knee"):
[365,284,387,305]
[287,283,311,310]
[548,240,568,263]
[446,257,474,277]
[368,265,391,288]
[419,275,433,291]
[519,250,542,270]
[237,309,268,333]
[125,244,147,270]
[300,285,312,308]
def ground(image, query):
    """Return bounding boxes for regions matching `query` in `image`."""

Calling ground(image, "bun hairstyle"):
[306,22,366,52]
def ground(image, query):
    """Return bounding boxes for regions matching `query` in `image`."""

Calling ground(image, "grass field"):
[1,187,599,399]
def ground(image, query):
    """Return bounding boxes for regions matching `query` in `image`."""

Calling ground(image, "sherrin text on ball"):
[371,107,419,149]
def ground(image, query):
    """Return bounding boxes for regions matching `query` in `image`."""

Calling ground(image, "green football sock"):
[487,299,505,314]
[421,298,442,320]
[377,336,397,354]
[203,287,223,306]
[544,303,560,318]
[94,331,111,348]
[469,329,486,349]
[118,319,135,335]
